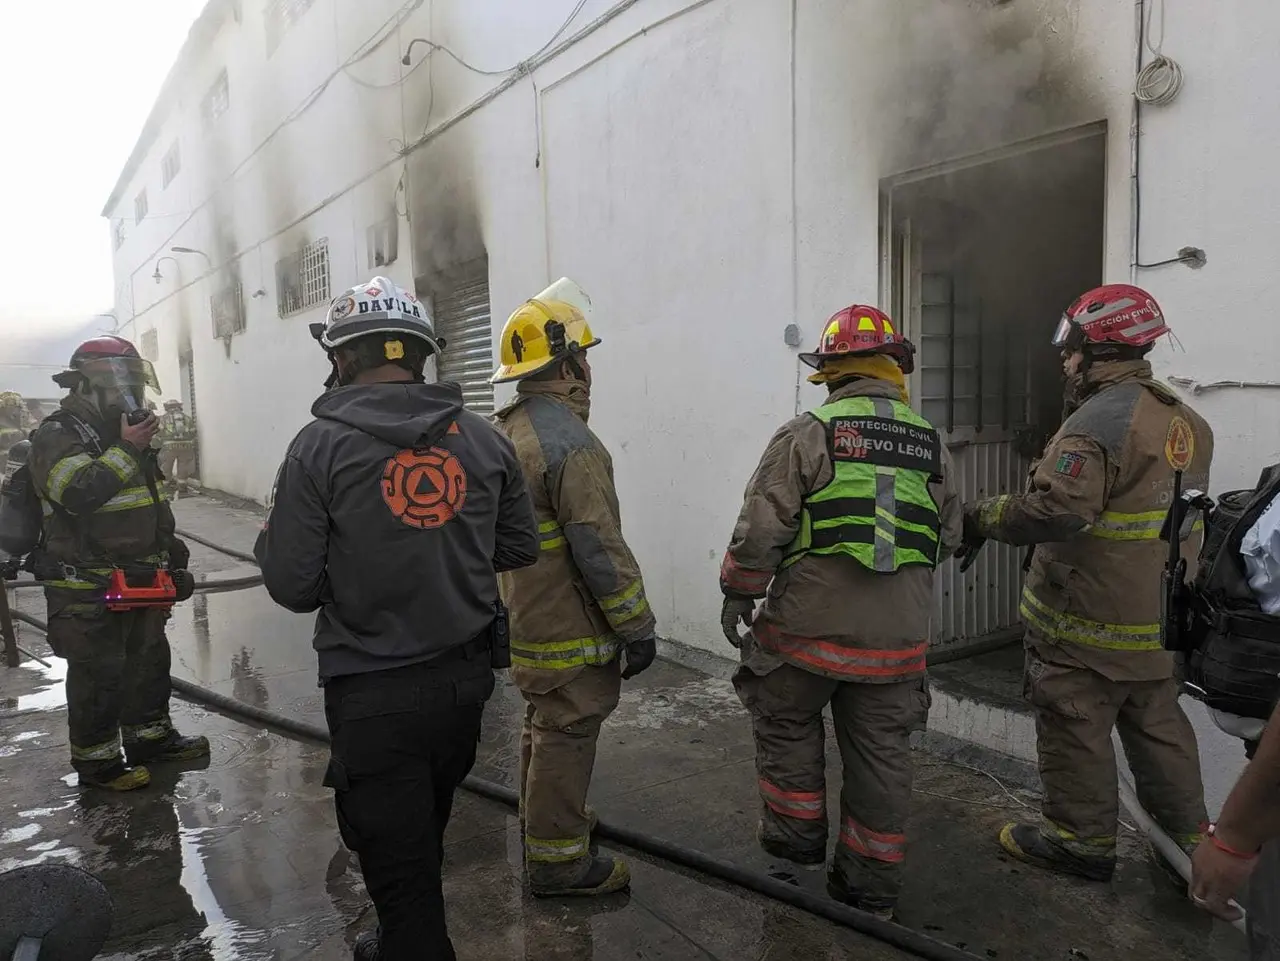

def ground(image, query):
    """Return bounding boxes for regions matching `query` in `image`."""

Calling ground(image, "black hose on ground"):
[13,606,987,961]
[176,528,259,565]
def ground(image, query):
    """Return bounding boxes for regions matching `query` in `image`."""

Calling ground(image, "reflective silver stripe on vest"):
[871,397,899,573]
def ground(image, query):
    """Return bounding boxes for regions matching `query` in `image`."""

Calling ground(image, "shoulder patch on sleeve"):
[1054,451,1087,478]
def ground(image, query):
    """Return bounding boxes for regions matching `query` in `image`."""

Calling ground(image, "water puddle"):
[1,823,41,844]
[177,818,273,959]
[5,657,70,713]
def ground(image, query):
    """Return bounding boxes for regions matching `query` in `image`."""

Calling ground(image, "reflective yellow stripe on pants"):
[1019,587,1163,652]
[525,834,591,863]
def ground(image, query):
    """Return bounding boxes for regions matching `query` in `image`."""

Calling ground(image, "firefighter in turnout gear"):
[722,305,962,920]
[158,399,197,492]
[0,391,27,464]
[493,279,657,898]
[27,336,206,791]
[964,284,1213,881]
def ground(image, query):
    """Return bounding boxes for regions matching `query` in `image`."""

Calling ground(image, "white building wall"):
[106,0,1280,653]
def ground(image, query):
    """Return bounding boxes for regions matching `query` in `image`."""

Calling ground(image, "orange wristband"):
[1208,825,1259,860]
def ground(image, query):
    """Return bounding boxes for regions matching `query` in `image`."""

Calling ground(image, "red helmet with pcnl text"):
[799,305,916,374]
[1053,284,1170,351]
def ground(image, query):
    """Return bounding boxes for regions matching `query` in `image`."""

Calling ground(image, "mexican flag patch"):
[1054,452,1086,478]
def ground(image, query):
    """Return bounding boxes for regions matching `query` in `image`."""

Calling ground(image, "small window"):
[201,70,230,127]
[366,213,398,269]
[134,190,149,224]
[275,238,330,317]
[265,0,316,55]
[140,329,159,361]
[211,283,247,339]
[162,141,182,187]
[113,220,126,250]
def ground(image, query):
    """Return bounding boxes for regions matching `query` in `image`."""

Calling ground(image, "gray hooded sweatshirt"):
[256,381,538,681]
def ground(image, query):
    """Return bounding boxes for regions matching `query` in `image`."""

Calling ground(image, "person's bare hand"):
[120,412,159,450]
[1189,837,1254,921]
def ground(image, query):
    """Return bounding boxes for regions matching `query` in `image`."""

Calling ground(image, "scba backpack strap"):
[1184,464,1280,720]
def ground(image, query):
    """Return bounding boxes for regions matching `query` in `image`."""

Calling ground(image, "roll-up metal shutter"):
[433,270,495,415]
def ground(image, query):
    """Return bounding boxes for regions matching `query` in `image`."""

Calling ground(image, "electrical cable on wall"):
[1135,0,1184,106]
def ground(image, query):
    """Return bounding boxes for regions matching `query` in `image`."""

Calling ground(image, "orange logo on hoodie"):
[382,445,468,529]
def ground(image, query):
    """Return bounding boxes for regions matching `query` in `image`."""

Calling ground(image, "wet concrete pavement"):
[0,494,1254,959]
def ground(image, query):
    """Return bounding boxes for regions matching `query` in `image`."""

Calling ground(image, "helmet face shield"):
[78,357,160,416]
[1051,315,1074,349]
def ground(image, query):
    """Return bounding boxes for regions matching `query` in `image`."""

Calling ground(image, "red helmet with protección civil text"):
[1052,283,1170,351]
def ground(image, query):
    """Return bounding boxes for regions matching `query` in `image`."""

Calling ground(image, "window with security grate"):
[211,283,246,339]
[265,0,316,55]
[275,238,330,317]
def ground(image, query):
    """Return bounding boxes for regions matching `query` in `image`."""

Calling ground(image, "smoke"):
[407,134,484,296]
[866,0,1099,173]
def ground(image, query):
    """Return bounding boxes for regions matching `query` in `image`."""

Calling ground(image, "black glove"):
[621,634,657,680]
[171,569,196,603]
[721,596,756,649]
[957,509,986,572]
[169,537,191,573]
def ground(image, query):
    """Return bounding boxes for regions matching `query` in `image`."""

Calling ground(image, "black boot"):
[529,856,631,898]
[77,761,151,792]
[997,822,1115,882]
[826,865,896,921]
[353,931,379,960]
[125,730,211,766]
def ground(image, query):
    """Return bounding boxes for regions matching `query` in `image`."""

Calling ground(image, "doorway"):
[880,123,1107,654]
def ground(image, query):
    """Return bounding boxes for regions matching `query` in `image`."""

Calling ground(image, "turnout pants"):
[323,641,495,961]
[734,661,930,902]
[45,605,174,776]
[1025,645,1206,859]
[518,662,622,881]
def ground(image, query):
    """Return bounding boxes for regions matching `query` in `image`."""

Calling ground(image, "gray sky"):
[0,0,204,338]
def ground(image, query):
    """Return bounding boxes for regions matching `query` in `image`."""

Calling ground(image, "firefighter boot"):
[353,932,379,960]
[758,820,826,868]
[77,762,152,792]
[529,856,631,898]
[125,729,211,766]
[826,863,896,922]
[998,822,1115,882]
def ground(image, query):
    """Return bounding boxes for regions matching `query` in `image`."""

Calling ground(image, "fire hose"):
[3,537,991,961]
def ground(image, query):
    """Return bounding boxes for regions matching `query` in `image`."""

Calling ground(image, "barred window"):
[140,329,159,361]
[201,70,230,127]
[162,141,181,187]
[134,190,148,224]
[265,0,316,55]
[275,238,330,317]
[211,283,246,339]
[113,220,126,250]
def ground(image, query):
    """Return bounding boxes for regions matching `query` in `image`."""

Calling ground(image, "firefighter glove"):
[171,569,196,603]
[721,596,756,649]
[621,634,656,680]
[169,537,191,573]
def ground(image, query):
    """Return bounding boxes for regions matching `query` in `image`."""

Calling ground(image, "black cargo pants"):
[45,603,173,776]
[323,638,495,961]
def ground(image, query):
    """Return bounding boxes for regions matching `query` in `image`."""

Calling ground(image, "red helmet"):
[54,335,159,400]
[1053,284,1169,350]
[799,305,916,374]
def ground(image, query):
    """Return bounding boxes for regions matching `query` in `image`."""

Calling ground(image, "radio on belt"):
[104,569,178,611]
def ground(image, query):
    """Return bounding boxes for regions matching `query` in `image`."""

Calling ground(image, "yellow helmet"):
[0,391,22,410]
[491,278,600,384]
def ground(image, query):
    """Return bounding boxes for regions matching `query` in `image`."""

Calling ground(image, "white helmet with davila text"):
[310,277,446,388]
[311,276,443,353]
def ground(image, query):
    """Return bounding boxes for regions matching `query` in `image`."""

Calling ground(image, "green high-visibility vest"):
[785,395,944,573]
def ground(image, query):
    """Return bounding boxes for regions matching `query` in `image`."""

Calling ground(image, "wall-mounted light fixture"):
[152,255,180,285]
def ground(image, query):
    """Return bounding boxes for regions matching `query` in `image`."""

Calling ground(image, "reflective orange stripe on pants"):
[839,817,906,863]
[759,778,825,821]
[755,623,927,679]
